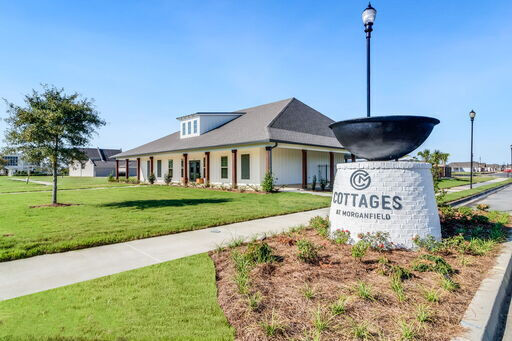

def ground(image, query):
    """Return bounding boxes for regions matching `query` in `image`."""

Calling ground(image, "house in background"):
[69,148,136,177]
[114,98,351,188]
[448,162,486,173]
[1,154,38,176]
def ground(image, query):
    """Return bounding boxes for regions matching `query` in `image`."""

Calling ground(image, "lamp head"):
[469,110,476,120]
[362,3,377,27]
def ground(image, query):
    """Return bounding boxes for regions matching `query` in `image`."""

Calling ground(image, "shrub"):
[333,229,351,244]
[440,276,459,292]
[330,295,347,316]
[412,235,443,253]
[107,173,116,182]
[164,173,172,185]
[351,240,370,261]
[297,239,321,264]
[355,281,375,301]
[302,284,316,300]
[358,231,394,251]
[245,242,277,263]
[423,288,441,303]
[261,310,285,337]
[311,175,317,191]
[148,173,156,184]
[247,292,262,311]
[416,304,432,323]
[390,276,406,302]
[261,172,276,193]
[320,178,327,191]
[310,216,329,238]
[476,203,489,211]
[412,254,454,276]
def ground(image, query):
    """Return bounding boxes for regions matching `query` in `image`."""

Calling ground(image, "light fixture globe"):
[469,110,476,119]
[362,3,377,26]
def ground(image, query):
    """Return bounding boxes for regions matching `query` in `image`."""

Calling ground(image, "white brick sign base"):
[328,161,441,249]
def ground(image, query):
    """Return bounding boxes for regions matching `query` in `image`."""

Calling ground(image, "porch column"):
[125,159,129,179]
[136,158,141,181]
[150,156,154,174]
[265,146,272,174]
[205,152,210,184]
[329,152,334,187]
[115,160,119,180]
[232,149,237,188]
[183,153,188,185]
[302,149,307,189]
[351,154,356,162]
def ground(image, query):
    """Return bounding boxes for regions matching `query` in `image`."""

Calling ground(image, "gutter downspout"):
[266,142,278,174]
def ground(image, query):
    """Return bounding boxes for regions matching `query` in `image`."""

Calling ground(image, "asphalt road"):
[470,184,512,214]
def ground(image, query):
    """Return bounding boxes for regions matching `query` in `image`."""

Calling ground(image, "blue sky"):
[0,0,510,164]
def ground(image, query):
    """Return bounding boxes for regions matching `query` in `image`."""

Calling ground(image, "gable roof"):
[79,148,122,162]
[114,98,344,158]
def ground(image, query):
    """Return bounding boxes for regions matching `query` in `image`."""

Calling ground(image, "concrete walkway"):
[10,178,52,185]
[0,208,329,301]
[445,177,508,193]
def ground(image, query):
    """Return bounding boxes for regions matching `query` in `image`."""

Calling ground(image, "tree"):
[416,148,450,202]
[0,155,6,175]
[4,85,105,204]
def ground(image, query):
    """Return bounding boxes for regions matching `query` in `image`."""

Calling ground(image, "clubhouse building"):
[114,98,351,188]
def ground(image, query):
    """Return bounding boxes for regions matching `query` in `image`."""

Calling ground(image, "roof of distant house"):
[448,162,487,168]
[114,98,344,158]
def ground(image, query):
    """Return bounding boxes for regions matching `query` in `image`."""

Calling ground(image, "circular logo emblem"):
[350,170,371,190]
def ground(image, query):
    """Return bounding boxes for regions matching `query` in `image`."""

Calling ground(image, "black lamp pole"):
[469,110,476,189]
[509,144,512,177]
[362,3,376,118]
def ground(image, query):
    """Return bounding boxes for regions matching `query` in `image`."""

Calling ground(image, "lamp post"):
[509,144,512,177]
[362,3,377,118]
[469,110,476,188]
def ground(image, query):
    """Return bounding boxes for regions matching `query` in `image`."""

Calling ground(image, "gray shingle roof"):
[114,98,344,158]
[79,148,122,161]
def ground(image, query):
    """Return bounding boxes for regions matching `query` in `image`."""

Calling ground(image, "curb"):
[452,234,512,341]
[447,182,512,207]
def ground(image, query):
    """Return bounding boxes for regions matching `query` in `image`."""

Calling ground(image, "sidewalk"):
[445,177,508,193]
[0,208,329,301]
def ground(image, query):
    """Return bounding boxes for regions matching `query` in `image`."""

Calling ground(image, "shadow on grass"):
[100,198,232,210]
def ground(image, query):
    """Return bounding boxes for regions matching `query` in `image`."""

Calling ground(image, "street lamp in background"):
[469,110,476,188]
[362,3,376,117]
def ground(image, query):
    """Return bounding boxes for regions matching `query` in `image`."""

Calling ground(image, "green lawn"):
[0,176,47,193]
[0,253,234,340]
[0,186,330,261]
[8,175,134,191]
[440,178,512,204]
[438,176,495,189]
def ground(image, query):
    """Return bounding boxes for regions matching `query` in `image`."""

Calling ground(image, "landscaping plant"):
[351,240,370,261]
[296,239,321,264]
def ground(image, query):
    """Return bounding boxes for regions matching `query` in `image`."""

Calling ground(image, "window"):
[193,120,198,134]
[241,154,250,179]
[181,159,184,177]
[168,160,173,178]
[146,160,150,177]
[187,121,191,135]
[182,122,186,135]
[4,156,18,166]
[157,160,162,177]
[221,156,228,179]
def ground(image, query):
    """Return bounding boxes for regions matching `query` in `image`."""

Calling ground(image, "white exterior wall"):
[69,160,95,177]
[271,147,346,185]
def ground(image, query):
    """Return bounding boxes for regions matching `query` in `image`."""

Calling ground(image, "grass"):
[1,175,133,193]
[0,185,330,261]
[439,178,512,204]
[0,253,234,340]
[438,176,495,189]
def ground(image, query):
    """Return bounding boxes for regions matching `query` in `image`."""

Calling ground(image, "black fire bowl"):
[329,115,440,161]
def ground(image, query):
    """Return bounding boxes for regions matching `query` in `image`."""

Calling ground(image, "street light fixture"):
[469,110,476,188]
[362,3,377,118]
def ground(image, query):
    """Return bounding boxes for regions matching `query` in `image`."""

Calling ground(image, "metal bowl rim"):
[329,115,440,129]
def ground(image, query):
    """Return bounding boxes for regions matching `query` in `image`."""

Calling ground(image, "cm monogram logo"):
[350,170,371,190]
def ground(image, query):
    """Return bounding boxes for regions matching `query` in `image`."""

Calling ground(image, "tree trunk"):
[26,167,30,184]
[52,158,58,204]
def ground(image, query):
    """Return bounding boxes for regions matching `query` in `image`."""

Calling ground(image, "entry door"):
[189,160,201,182]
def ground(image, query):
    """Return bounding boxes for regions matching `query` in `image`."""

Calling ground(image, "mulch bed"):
[29,203,80,208]
[210,229,499,340]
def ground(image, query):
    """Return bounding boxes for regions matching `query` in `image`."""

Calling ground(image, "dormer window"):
[187,121,191,135]
[193,120,198,134]
[182,122,186,135]
[178,112,244,139]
